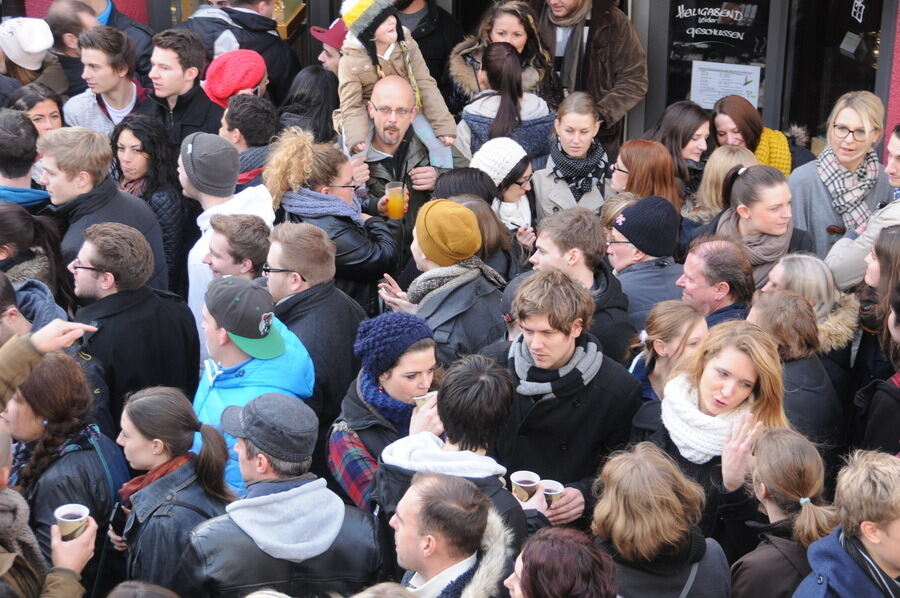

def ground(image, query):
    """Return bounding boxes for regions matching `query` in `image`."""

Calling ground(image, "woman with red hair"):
[609,139,682,212]
[504,527,617,598]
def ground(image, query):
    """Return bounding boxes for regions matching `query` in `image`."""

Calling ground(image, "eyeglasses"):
[261,265,305,281]
[70,258,104,273]
[832,124,869,142]
[606,240,633,245]
[513,173,533,187]
[611,164,629,175]
[370,103,413,117]
[331,178,358,190]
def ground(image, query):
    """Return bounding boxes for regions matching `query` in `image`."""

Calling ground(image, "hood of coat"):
[593,261,629,312]
[381,433,506,479]
[197,184,276,233]
[224,6,278,33]
[448,38,541,98]
[226,477,345,562]
[460,508,513,598]
[463,91,550,121]
[818,293,859,354]
[15,279,65,329]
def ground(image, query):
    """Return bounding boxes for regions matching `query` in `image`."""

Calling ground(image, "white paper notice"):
[690,60,761,108]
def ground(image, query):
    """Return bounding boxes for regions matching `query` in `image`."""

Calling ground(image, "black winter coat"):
[124,459,228,588]
[53,52,87,99]
[175,6,300,105]
[43,176,168,291]
[108,3,153,86]
[25,431,130,595]
[74,286,200,432]
[782,357,844,470]
[143,184,187,296]
[483,335,641,509]
[589,262,637,364]
[281,211,398,316]
[139,83,224,145]
[406,0,465,84]
[852,374,900,453]
[332,376,402,464]
[275,281,366,480]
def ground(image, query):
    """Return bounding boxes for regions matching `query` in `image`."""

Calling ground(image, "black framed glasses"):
[606,240,633,245]
[369,102,413,117]
[70,258,104,273]
[262,265,305,281]
[832,124,869,142]
[514,173,533,187]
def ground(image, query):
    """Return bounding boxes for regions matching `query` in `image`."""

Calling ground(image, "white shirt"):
[104,82,137,125]
[187,185,276,364]
[407,554,478,598]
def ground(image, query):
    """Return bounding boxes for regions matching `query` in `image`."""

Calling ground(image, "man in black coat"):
[482,268,640,527]
[175,0,300,105]
[264,222,366,482]
[139,29,224,144]
[70,222,199,434]
[37,126,168,290]
[527,207,637,363]
[396,0,464,84]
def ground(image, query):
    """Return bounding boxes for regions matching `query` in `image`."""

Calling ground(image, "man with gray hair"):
[173,393,381,597]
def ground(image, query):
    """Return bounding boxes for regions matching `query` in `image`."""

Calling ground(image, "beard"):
[394,0,415,9]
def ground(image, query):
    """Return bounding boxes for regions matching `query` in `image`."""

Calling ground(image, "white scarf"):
[660,374,753,464]
[492,197,531,230]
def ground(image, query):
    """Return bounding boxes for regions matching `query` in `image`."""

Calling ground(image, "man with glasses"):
[69,222,199,436]
[359,75,466,269]
[180,132,275,365]
[827,123,900,289]
[265,222,365,483]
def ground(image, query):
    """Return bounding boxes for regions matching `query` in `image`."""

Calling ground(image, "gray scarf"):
[407,257,506,306]
[510,332,603,399]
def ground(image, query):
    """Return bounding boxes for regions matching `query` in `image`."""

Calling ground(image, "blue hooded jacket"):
[15,280,66,327]
[793,527,887,598]
[192,317,315,493]
[0,186,50,211]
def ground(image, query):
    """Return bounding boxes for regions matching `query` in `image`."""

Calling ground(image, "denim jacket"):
[124,458,228,588]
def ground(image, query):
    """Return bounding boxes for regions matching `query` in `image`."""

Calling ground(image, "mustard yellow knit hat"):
[415,200,482,267]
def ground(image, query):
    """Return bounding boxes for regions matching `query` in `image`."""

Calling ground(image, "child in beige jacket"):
[337,0,456,167]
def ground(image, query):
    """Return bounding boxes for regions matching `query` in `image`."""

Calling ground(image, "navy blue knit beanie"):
[354,312,434,379]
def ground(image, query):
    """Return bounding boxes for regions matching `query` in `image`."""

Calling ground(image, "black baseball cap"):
[205,276,285,360]
[221,394,318,462]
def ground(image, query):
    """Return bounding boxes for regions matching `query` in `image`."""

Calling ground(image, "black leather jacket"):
[281,210,399,316]
[171,478,382,597]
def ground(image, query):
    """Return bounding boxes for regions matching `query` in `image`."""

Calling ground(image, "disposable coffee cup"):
[54,504,89,541]
[541,479,564,507]
[413,391,437,409]
[510,470,540,502]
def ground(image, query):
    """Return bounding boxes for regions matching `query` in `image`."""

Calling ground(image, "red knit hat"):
[203,49,267,108]
[310,18,348,50]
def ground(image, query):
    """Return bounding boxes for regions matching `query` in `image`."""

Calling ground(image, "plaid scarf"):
[510,333,603,400]
[817,145,879,230]
[550,139,608,202]
[841,531,900,598]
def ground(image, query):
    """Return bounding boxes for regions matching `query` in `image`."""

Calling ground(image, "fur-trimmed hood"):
[448,37,541,100]
[459,508,513,598]
[785,124,810,149]
[818,293,859,354]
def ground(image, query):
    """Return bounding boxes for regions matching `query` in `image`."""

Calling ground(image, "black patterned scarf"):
[550,140,608,202]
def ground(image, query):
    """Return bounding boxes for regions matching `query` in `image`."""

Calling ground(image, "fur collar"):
[818,293,859,354]
[448,37,541,99]
[785,124,810,149]
[461,508,512,598]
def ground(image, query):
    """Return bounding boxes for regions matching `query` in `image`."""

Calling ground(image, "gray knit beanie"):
[180,133,239,198]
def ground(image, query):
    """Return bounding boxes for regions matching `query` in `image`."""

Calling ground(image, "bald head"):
[368,75,418,153]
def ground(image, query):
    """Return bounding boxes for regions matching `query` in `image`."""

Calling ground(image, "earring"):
[42,419,48,426]
[377,385,384,392]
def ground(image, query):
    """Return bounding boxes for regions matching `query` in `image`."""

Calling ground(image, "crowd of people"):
[0,0,898,597]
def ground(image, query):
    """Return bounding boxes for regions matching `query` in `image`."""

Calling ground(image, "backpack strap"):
[677,561,700,598]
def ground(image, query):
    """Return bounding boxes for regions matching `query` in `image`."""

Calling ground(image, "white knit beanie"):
[0,18,53,71]
[470,137,529,187]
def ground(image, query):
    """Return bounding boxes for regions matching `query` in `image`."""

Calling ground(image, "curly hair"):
[16,352,92,495]
[264,127,346,208]
[468,1,553,81]
[111,114,180,196]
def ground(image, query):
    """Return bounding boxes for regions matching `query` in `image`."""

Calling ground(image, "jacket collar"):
[619,256,676,274]
[340,375,398,433]
[75,286,154,323]
[244,474,317,499]
[274,281,337,319]
[148,83,211,125]
[130,458,199,522]
[48,176,118,222]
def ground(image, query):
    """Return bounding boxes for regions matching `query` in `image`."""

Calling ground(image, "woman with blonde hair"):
[533,92,607,220]
[790,91,892,257]
[688,145,759,224]
[266,127,399,316]
[729,428,838,597]
[631,320,789,544]
[629,300,708,403]
[763,253,858,400]
[592,442,731,597]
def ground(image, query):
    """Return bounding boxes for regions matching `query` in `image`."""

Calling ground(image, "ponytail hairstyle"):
[0,202,75,312]
[721,164,787,211]
[16,352,92,494]
[264,127,348,208]
[634,300,706,376]
[693,145,759,222]
[752,428,838,547]
[482,42,522,139]
[123,387,233,504]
